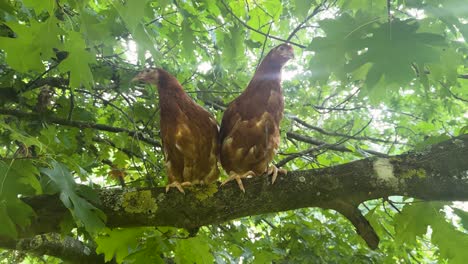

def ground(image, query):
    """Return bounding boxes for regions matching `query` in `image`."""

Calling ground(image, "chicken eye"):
[278,46,284,51]
[145,69,150,73]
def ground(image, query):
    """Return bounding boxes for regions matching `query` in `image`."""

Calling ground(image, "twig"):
[279,132,388,167]
[67,89,75,121]
[93,137,144,160]
[0,108,161,147]
[289,116,406,145]
[256,22,273,71]
[440,82,468,103]
[220,0,306,48]
[287,1,326,41]
[75,89,134,123]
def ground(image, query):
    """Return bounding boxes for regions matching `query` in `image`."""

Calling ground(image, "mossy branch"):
[2,135,467,251]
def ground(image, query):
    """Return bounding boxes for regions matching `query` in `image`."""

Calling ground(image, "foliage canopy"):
[0,0,467,263]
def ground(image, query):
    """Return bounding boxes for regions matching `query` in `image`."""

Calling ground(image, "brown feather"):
[220,44,294,176]
[133,68,220,187]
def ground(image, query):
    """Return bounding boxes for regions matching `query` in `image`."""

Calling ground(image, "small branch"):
[204,100,227,111]
[310,105,367,112]
[287,1,326,41]
[75,89,134,123]
[387,109,424,120]
[220,0,306,48]
[67,89,74,121]
[23,77,69,92]
[276,143,325,168]
[93,137,145,160]
[286,132,388,157]
[448,89,468,102]
[289,116,406,145]
[24,64,62,91]
[256,22,273,70]
[0,108,161,147]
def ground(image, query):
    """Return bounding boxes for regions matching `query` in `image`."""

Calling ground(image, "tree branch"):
[0,233,111,264]
[220,0,307,48]
[6,135,467,250]
[0,108,161,147]
[287,1,325,41]
[289,116,407,145]
[286,131,388,157]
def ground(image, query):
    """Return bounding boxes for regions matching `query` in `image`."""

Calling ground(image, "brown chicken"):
[219,44,294,192]
[132,68,219,193]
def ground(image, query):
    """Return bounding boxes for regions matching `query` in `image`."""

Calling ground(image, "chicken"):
[132,68,219,193]
[219,44,294,192]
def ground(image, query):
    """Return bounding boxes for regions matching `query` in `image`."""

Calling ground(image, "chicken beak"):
[287,51,295,60]
[131,73,143,82]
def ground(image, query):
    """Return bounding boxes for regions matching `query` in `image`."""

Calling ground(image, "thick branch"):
[5,135,468,250]
[0,233,111,264]
[0,108,161,147]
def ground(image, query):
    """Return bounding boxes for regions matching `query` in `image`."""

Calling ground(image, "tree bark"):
[1,135,467,257]
[0,234,113,264]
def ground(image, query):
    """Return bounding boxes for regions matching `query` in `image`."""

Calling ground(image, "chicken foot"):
[220,170,255,193]
[165,181,192,193]
[267,165,287,184]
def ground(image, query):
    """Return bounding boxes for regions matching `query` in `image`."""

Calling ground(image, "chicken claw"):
[166,181,192,193]
[267,165,287,184]
[221,171,255,193]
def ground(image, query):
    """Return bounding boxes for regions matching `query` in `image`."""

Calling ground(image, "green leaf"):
[262,0,284,20]
[349,19,445,93]
[124,234,169,263]
[182,19,195,60]
[0,203,17,238]
[428,47,462,85]
[431,209,468,264]
[113,0,150,32]
[253,250,279,263]
[22,0,56,14]
[0,23,44,73]
[95,227,147,263]
[59,31,96,89]
[11,160,42,194]
[132,23,160,63]
[338,0,386,15]
[454,208,468,231]
[294,0,313,19]
[40,160,106,234]
[174,235,214,264]
[0,0,14,14]
[0,122,45,153]
[394,201,445,246]
[0,16,62,73]
[222,25,245,67]
[459,126,468,136]
[414,134,451,150]
[80,9,113,44]
[0,160,40,238]
[309,12,377,83]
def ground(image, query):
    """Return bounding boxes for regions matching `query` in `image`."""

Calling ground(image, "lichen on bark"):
[122,190,158,214]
